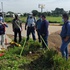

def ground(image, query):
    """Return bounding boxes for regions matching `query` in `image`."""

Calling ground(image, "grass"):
[46,16,62,23]
[0,38,70,70]
[4,16,62,23]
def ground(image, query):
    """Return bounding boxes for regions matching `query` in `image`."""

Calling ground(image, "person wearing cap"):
[40,15,49,48]
[25,15,36,41]
[60,13,70,60]
[12,14,22,43]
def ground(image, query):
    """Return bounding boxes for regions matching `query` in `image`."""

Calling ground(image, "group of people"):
[12,14,49,48]
[11,13,70,60]
[0,12,70,60]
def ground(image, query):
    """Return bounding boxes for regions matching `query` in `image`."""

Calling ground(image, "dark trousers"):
[42,35,48,48]
[14,28,22,42]
[37,29,41,42]
[27,27,36,41]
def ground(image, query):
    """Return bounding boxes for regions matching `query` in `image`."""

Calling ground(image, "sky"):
[0,0,70,13]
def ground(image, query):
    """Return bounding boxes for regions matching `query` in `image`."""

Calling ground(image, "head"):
[29,15,32,19]
[62,13,69,23]
[15,14,18,19]
[42,15,46,21]
[38,15,42,19]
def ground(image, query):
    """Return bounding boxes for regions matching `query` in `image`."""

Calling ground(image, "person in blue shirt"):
[40,15,49,48]
[0,13,8,49]
[60,13,70,60]
[36,15,42,42]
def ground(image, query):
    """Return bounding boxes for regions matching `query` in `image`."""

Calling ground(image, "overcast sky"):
[0,0,70,13]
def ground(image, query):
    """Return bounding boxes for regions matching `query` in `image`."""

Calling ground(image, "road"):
[6,23,62,38]
[0,23,62,49]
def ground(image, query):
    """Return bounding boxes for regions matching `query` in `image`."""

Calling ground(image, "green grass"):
[46,16,62,23]
[4,16,62,23]
[0,38,70,70]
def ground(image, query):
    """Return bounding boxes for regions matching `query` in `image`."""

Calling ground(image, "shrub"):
[28,41,41,52]
[27,49,70,70]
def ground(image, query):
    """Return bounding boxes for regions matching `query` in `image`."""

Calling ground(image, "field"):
[1,16,70,70]
[0,31,70,70]
[5,16,62,23]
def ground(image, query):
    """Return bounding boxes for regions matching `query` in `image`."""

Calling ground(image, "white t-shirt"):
[27,18,35,27]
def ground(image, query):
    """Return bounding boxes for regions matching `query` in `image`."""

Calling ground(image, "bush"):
[27,49,70,70]
[49,21,61,23]
[28,41,41,52]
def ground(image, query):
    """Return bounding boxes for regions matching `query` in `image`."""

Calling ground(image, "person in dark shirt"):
[40,15,49,48]
[60,13,70,60]
[12,14,22,43]
[36,15,42,42]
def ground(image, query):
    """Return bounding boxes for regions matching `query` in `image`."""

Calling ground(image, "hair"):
[42,15,46,18]
[15,14,18,19]
[62,13,69,19]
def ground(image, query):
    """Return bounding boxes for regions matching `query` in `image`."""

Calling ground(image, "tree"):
[6,11,14,17]
[51,8,65,16]
[7,11,14,15]
[32,10,39,16]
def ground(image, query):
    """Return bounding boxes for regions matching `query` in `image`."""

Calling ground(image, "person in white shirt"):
[25,15,36,41]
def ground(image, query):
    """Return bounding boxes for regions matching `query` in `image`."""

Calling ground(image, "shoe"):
[1,48,5,50]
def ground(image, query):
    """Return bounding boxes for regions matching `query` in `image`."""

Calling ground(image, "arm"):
[3,22,8,27]
[12,20,15,31]
[25,17,28,30]
[64,23,70,41]
[25,22,27,30]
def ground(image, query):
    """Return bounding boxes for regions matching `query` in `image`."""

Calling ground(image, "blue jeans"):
[42,35,48,48]
[60,39,70,60]
[27,27,36,41]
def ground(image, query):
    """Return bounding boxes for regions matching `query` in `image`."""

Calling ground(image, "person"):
[25,14,36,41]
[0,13,8,49]
[12,14,22,43]
[40,15,49,48]
[60,13,70,60]
[36,15,42,42]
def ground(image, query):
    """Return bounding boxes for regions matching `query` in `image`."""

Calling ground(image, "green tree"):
[32,10,39,16]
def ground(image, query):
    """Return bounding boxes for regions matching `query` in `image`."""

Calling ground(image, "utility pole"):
[1,2,4,21]
[38,4,45,13]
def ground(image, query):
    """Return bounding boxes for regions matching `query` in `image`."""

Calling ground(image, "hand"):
[21,29,23,31]
[64,37,69,42]
[13,29,14,32]
[25,27,26,30]
[36,28,37,31]
[42,34,45,36]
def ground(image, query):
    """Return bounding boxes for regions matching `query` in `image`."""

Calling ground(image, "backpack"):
[0,23,5,35]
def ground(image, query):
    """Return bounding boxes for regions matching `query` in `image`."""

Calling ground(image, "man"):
[12,14,22,43]
[25,14,36,41]
[36,15,42,42]
[60,13,70,60]
[40,15,49,48]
